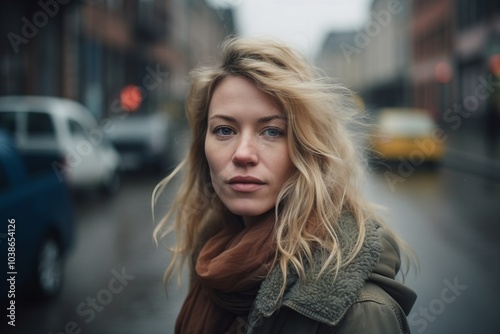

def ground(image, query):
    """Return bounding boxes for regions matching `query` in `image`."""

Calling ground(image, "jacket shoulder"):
[248,282,411,334]
[332,282,411,334]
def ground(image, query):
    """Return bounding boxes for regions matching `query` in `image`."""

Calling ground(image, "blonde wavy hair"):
[153,37,408,294]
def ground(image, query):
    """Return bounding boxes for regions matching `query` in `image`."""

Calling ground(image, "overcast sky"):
[209,0,373,59]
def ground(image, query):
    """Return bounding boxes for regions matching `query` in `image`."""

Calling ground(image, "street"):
[364,166,500,334]
[3,157,500,334]
[2,1,499,333]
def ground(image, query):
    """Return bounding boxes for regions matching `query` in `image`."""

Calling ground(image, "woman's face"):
[205,76,295,225]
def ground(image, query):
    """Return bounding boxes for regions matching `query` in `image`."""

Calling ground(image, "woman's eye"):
[262,128,284,138]
[214,126,234,136]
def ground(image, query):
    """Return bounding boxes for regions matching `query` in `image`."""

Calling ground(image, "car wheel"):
[35,236,64,299]
[101,169,121,196]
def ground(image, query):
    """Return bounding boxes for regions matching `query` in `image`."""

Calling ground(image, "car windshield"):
[380,112,435,136]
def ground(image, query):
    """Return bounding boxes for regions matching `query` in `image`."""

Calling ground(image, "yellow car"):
[369,108,445,164]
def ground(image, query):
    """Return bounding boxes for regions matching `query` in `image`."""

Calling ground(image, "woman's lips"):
[228,176,265,192]
[229,182,264,192]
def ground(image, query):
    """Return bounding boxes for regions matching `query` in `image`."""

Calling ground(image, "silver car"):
[0,96,121,195]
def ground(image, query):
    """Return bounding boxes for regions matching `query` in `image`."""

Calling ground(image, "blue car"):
[0,130,75,301]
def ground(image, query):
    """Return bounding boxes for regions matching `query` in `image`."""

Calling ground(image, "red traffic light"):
[120,85,142,112]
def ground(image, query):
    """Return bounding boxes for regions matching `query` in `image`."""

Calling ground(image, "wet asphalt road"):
[364,167,500,334]
[3,162,500,334]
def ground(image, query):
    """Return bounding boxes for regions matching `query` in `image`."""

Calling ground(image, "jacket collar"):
[249,213,382,327]
[368,227,417,315]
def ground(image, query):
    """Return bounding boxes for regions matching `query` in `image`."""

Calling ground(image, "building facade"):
[0,0,235,119]
[317,0,500,158]
[316,0,413,109]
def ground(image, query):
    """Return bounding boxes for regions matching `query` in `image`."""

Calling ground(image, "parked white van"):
[0,96,121,194]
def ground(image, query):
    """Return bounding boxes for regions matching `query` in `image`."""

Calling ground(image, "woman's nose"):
[232,135,258,166]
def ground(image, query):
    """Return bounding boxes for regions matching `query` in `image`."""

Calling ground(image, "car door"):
[66,118,104,187]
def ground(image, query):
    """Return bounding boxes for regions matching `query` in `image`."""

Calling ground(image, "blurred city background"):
[0,0,499,333]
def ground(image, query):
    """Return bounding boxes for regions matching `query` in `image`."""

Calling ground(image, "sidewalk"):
[441,119,500,181]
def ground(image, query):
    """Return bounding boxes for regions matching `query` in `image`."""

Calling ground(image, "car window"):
[68,119,86,137]
[0,112,17,136]
[68,119,108,147]
[27,112,55,139]
[68,119,97,143]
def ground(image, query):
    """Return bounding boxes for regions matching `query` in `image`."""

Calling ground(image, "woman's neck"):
[242,208,276,227]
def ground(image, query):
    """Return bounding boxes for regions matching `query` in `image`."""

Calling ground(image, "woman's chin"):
[226,205,275,225]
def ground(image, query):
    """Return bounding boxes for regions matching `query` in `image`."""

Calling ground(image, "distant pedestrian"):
[153,37,417,334]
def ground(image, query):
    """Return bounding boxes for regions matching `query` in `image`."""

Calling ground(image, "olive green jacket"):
[245,217,417,334]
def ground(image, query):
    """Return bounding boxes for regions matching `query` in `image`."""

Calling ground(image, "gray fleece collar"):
[250,214,382,327]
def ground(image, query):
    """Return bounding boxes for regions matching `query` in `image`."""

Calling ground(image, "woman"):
[153,37,417,334]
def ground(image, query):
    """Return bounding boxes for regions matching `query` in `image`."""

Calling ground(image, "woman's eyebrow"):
[257,115,287,123]
[209,114,236,122]
[208,114,287,123]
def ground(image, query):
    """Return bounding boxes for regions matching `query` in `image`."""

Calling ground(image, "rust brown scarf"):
[175,218,276,334]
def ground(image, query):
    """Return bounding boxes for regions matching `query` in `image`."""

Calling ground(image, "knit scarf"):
[175,218,276,334]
